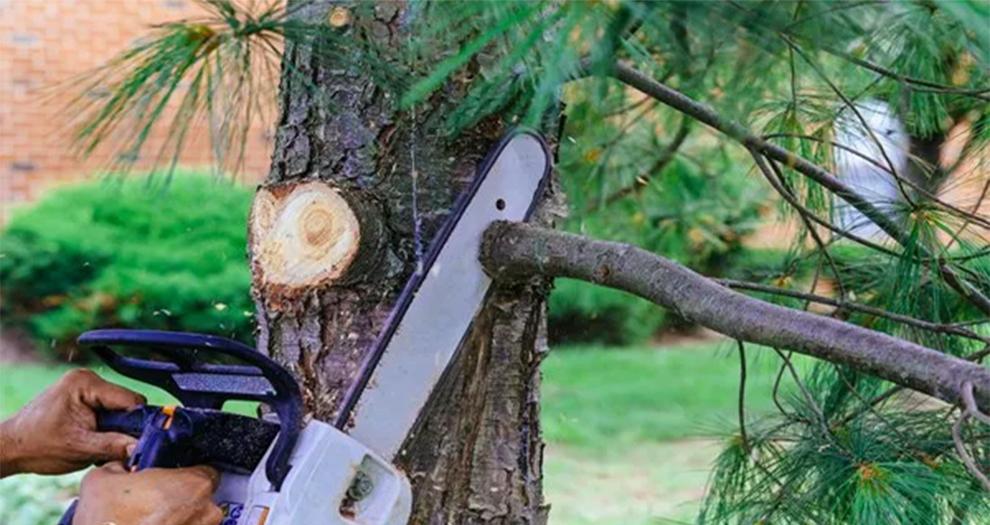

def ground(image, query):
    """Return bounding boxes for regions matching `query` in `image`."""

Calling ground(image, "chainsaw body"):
[218,420,410,525]
[65,330,410,525]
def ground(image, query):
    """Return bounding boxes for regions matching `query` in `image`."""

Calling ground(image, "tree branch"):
[736,340,749,451]
[481,222,990,412]
[818,45,990,101]
[749,148,904,258]
[716,278,990,345]
[600,60,990,315]
[782,35,916,209]
[761,132,990,230]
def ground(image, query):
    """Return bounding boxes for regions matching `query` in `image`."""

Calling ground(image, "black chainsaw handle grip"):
[78,330,302,490]
[96,406,159,436]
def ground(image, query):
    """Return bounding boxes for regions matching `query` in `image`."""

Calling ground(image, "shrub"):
[722,248,803,282]
[0,472,82,525]
[548,279,665,346]
[0,174,255,359]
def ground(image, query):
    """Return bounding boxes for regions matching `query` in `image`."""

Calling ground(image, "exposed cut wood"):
[250,181,383,305]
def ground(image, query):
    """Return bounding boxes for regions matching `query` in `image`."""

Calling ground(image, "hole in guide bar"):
[495,198,506,211]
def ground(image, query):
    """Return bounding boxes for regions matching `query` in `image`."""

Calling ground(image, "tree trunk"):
[249,2,556,522]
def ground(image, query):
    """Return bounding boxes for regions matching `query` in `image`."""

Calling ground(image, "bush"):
[0,472,81,525]
[0,174,255,358]
[548,279,665,346]
[722,248,802,282]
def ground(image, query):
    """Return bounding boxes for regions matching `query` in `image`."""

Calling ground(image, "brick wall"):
[1,1,985,243]
[0,0,273,220]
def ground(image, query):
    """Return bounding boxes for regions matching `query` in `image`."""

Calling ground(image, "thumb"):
[82,431,138,463]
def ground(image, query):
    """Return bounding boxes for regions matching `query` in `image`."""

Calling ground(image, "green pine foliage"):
[64,1,989,522]
[64,0,382,178]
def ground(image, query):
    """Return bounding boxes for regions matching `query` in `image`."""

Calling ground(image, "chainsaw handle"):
[58,407,168,525]
[96,406,158,436]
[78,330,301,490]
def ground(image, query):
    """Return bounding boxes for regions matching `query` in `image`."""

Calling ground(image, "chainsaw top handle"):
[78,329,303,489]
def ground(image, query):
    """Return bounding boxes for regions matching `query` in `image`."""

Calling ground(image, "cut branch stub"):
[250,181,385,308]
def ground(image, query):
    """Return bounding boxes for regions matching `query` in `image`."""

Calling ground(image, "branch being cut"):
[481,222,990,412]
[600,61,990,314]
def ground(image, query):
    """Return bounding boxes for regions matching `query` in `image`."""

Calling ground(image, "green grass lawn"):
[541,341,807,448]
[0,364,178,419]
[540,341,809,524]
[0,340,807,524]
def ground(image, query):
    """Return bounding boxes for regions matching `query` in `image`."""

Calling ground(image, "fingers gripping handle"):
[58,407,170,525]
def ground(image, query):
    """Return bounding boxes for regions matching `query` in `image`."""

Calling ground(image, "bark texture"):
[251,1,556,522]
[482,222,990,413]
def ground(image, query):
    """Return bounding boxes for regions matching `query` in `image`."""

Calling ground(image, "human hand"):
[74,462,223,525]
[0,369,145,477]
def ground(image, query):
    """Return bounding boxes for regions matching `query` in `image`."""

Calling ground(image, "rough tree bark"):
[249,2,556,523]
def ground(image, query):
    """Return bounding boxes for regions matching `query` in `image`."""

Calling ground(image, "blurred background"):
[0,1,986,525]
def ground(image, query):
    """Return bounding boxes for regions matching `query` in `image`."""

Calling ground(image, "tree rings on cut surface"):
[250,181,383,306]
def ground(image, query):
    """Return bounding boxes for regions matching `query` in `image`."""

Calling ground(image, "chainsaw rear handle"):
[57,502,78,525]
[96,406,159,435]
[78,329,302,489]
[59,330,300,525]
[95,405,279,472]
[58,407,183,525]
[59,404,281,525]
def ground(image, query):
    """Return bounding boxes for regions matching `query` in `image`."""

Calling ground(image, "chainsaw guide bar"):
[336,130,552,460]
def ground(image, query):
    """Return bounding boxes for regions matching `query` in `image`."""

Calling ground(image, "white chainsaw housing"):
[213,421,412,525]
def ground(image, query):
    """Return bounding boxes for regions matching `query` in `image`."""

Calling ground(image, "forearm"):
[0,417,25,478]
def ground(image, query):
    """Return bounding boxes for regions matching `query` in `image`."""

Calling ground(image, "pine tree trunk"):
[249,2,556,522]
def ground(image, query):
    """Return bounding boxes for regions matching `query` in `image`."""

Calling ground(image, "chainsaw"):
[57,130,551,525]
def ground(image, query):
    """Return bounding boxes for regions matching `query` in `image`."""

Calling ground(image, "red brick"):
[0,0,273,216]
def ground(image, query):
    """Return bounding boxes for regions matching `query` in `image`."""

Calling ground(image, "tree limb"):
[782,35,916,209]
[716,278,990,345]
[481,222,990,412]
[749,148,905,258]
[600,60,990,314]
[818,45,990,101]
[736,340,749,451]
[761,132,990,230]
